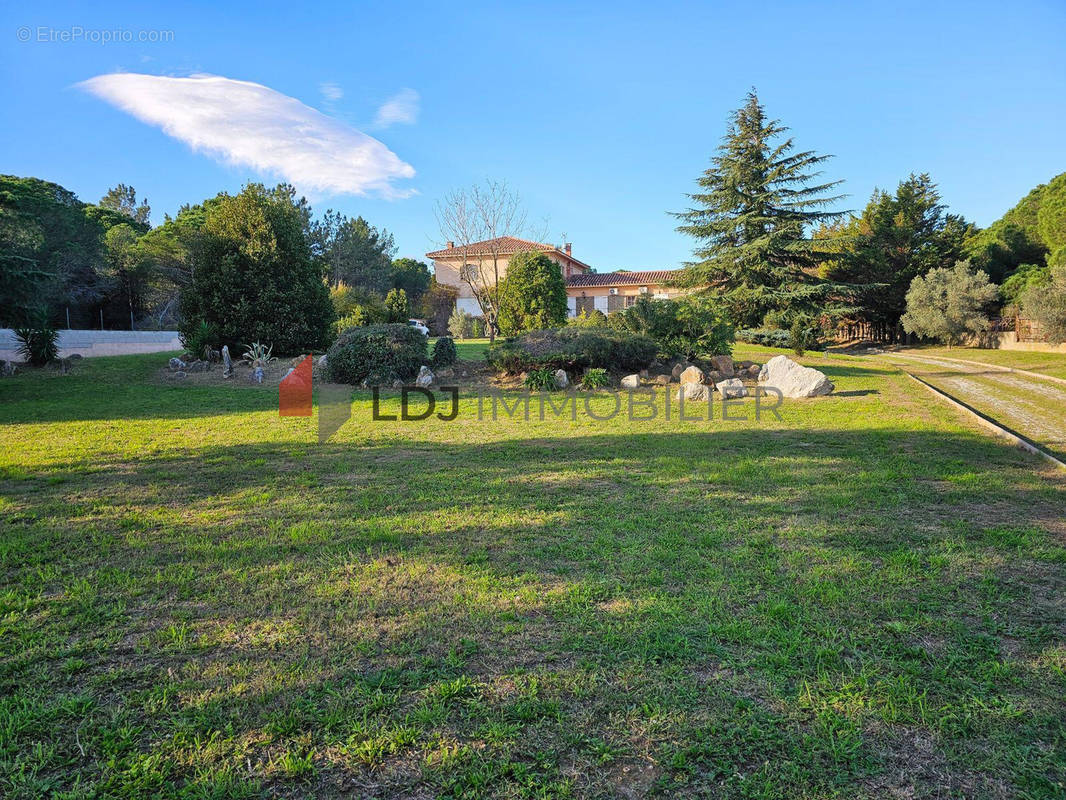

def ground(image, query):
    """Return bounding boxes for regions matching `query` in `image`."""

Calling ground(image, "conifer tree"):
[674,91,856,328]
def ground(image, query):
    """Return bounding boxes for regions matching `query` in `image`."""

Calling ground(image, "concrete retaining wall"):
[0,329,182,360]
[991,332,1066,354]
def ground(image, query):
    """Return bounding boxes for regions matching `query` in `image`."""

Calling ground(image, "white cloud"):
[79,73,415,198]
[374,88,419,128]
[319,82,343,102]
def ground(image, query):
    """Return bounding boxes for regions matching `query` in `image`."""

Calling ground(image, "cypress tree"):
[674,90,857,328]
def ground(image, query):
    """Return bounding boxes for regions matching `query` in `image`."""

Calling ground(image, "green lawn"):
[427,337,491,362]
[2,352,1065,798]
[894,345,1066,380]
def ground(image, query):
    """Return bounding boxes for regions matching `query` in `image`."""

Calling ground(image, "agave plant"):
[242,341,276,369]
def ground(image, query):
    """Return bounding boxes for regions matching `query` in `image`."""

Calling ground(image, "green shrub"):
[487,327,656,374]
[325,323,428,385]
[332,312,365,338]
[901,260,998,345]
[448,308,475,339]
[581,368,610,389]
[179,319,219,357]
[470,317,486,338]
[384,288,409,322]
[14,325,59,366]
[611,295,733,359]
[431,336,457,367]
[524,368,558,391]
[568,309,609,328]
[736,328,791,348]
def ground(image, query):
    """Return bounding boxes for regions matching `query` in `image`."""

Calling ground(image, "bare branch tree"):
[435,180,534,342]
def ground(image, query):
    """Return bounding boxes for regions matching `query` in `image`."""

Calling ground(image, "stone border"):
[902,371,1066,472]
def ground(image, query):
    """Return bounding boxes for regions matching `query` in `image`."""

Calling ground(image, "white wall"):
[0,329,182,360]
[455,298,482,317]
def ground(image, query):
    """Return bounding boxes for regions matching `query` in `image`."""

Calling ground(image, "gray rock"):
[709,355,734,377]
[168,357,187,370]
[758,355,833,397]
[670,362,689,381]
[706,369,723,385]
[392,378,404,388]
[747,364,762,379]
[415,365,434,388]
[620,374,641,389]
[653,374,671,386]
[676,382,711,402]
[221,345,233,378]
[715,377,748,398]
[554,369,570,389]
[252,366,264,384]
[679,365,705,385]
[174,371,187,379]
[0,360,16,377]
[187,360,209,373]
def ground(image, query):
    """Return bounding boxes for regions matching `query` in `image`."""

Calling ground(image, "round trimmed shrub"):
[431,336,457,367]
[325,323,428,386]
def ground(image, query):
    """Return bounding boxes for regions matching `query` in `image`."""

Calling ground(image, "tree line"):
[0,175,439,341]
[671,91,1066,345]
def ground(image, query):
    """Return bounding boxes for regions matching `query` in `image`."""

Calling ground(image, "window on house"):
[607,294,626,313]
[575,296,596,316]
[460,263,479,282]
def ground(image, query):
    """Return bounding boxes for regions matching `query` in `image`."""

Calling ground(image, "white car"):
[407,319,430,336]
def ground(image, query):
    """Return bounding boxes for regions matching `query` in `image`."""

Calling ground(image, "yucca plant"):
[242,341,276,369]
[14,323,59,366]
[524,367,558,392]
[581,368,610,390]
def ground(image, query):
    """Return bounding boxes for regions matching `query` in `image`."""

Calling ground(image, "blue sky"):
[4,0,1065,270]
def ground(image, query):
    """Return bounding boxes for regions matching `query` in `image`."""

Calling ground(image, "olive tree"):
[901,260,997,345]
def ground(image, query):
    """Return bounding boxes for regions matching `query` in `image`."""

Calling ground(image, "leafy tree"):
[673,90,857,328]
[179,183,333,353]
[384,287,409,323]
[421,276,459,335]
[448,307,475,339]
[1022,263,1066,343]
[821,174,973,333]
[312,211,396,293]
[901,261,997,345]
[496,251,568,335]
[390,258,431,307]
[99,184,151,225]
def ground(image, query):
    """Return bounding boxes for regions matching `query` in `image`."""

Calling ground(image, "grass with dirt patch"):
[1,349,1065,799]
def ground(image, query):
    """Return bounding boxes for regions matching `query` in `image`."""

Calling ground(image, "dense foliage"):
[448,308,484,339]
[608,295,733,359]
[673,91,859,327]
[496,252,568,335]
[0,175,149,328]
[384,288,409,323]
[487,327,657,374]
[901,261,998,345]
[819,174,973,332]
[178,184,333,354]
[325,323,429,385]
[965,172,1066,282]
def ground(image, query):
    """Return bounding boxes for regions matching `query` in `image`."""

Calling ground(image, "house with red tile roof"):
[426,237,686,318]
[565,269,686,317]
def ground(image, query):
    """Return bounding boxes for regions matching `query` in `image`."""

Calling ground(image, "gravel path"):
[881,353,1066,459]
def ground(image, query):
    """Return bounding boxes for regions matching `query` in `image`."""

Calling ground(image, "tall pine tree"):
[674,91,856,328]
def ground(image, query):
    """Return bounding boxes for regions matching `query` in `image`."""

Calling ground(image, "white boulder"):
[758,355,833,398]
[415,365,434,388]
[715,377,747,398]
[554,369,570,389]
[620,374,641,389]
